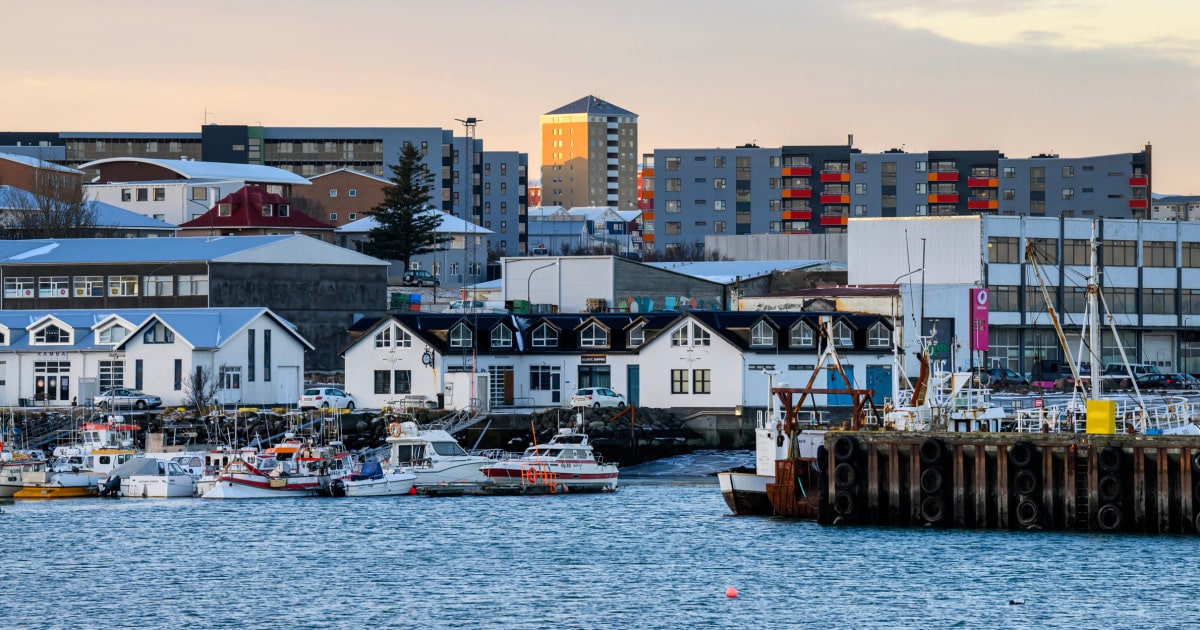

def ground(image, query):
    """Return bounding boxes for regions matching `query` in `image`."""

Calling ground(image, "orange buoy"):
[409,486,417,495]
[725,587,738,598]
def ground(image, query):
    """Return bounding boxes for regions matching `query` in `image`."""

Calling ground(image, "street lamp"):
[527,260,558,303]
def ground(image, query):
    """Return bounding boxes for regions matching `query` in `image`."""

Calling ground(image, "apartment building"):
[539,95,638,210]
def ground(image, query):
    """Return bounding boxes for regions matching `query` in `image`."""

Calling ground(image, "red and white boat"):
[481,427,618,493]
[201,436,355,499]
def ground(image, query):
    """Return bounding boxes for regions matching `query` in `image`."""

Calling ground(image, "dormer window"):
[279,204,290,217]
[628,324,645,348]
[832,321,854,348]
[692,324,711,346]
[0,327,8,345]
[491,325,513,349]
[671,322,711,347]
[868,322,891,348]
[261,203,274,217]
[532,323,557,348]
[34,324,71,345]
[450,323,473,348]
[98,326,128,344]
[671,326,688,347]
[579,323,608,347]
[218,203,232,217]
[143,322,175,344]
[790,322,815,348]
[374,327,392,348]
[751,321,775,347]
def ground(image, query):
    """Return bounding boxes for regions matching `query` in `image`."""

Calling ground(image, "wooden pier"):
[808,431,1200,534]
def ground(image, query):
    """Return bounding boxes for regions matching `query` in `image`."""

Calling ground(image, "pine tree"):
[365,142,450,270]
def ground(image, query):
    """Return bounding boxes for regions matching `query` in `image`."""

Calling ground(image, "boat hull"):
[121,475,197,498]
[341,474,416,497]
[201,475,324,499]
[14,485,96,499]
[411,459,490,486]
[717,472,775,516]
[482,464,619,492]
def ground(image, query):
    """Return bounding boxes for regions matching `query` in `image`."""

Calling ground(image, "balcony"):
[782,166,812,177]
[967,177,998,187]
[1129,199,1148,209]
[967,199,999,210]
[782,210,812,220]
[927,193,960,204]
[641,168,654,177]
[819,214,849,226]
[1130,176,1148,186]
[927,171,959,182]
[820,193,851,204]
[781,187,812,198]
[819,172,850,183]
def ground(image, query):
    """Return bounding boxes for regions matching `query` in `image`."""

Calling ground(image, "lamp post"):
[526,260,558,304]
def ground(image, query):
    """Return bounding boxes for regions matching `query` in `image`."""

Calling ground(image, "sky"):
[4,0,1199,192]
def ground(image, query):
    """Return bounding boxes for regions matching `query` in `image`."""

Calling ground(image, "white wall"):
[848,216,984,285]
[86,180,241,226]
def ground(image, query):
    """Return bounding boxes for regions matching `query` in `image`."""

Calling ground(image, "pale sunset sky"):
[4,0,1197,192]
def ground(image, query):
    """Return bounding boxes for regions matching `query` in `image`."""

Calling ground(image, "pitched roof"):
[643,260,839,284]
[336,210,492,234]
[0,186,176,230]
[544,95,637,117]
[0,234,388,266]
[79,158,311,186]
[308,167,391,185]
[178,185,333,230]
[0,152,81,174]
[121,307,314,351]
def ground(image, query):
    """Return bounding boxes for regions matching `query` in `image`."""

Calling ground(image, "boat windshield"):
[523,446,563,458]
[393,444,426,464]
[430,441,467,457]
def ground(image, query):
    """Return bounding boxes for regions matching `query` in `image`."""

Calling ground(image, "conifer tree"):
[365,143,449,271]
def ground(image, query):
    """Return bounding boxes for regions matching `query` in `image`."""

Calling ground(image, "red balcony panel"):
[819,215,849,226]
[927,194,960,204]
[1129,199,1148,209]
[967,177,998,187]
[967,199,999,210]
[819,194,851,204]
[1130,176,1148,186]
[782,210,812,220]
[782,166,812,177]
[927,171,959,182]
[818,172,850,183]
[782,187,812,198]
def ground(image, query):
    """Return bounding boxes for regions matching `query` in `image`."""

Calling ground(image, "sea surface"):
[2,450,1195,629]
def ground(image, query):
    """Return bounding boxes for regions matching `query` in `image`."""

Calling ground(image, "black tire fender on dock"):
[920,495,946,523]
[833,436,858,463]
[833,490,856,516]
[1014,469,1039,496]
[920,468,945,495]
[1193,479,1200,503]
[1009,441,1036,469]
[1097,503,1123,532]
[1099,474,1123,503]
[1191,451,1200,475]
[919,438,947,466]
[1016,498,1040,526]
[816,444,829,472]
[833,462,857,489]
[1099,445,1123,473]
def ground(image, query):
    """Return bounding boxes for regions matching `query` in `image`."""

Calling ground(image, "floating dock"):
[797,432,1200,533]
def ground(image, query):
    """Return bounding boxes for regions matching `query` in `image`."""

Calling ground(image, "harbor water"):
[1,450,1195,629]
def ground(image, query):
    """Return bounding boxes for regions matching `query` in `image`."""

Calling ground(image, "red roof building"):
[178,185,335,242]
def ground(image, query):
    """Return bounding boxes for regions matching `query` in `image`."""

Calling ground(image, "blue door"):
[866,365,892,406]
[827,366,854,406]
[626,365,640,406]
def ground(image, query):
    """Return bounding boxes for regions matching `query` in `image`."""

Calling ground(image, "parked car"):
[93,388,163,410]
[569,387,626,409]
[988,367,1030,388]
[1171,373,1200,391]
[401,269,438,287]
[1135,373,1185,390]
[299,387,357,410]
[447,299,485,313]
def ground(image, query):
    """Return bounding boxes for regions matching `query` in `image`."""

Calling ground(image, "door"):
[1142,334,1174,372]
[276,366,298,408]
[627,365,640,406]
[827,366,854,406]
[866,365,892,406]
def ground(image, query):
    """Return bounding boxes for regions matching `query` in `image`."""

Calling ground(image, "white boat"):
[13,419,140,499]
[0,458,46,498]
[329,461,416,497]
[385,420,494,487]
[100,456,197,498]
[201,436,354,499]
[481,426,618,493]
[194,447,276,497]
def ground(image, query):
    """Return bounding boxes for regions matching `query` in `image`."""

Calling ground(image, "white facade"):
[86,180,242,226]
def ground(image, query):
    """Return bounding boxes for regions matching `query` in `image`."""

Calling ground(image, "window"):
[1144,241,1174,267]
[1062,188,1075,200]
[1104,240,1136,267]
[1062,165,1075,178]
[263,330,271,382]
[74,275,104,297]
[98,326,127,344]
[713,178,726,189]
[693,324,710,346]
[750,321,775,347]
[153,187,166,201]
[580,323,608,347]
[375,327,392,348]
[1063,239,1090,265]
[855,161,867,173]
[38,276,69,298]
[143,322,174,344]
[99,360,124,392]
[217,203,232,216]
[665,178,681,192]
[532,323,557,348]
[714,156,726,168]
[671,369,689,394]
[1184,243,1200,268]
[1143,288,1176,315]
[988,285,1019,312]
[393,370,411,395]
[671,326,688,347]
[220,366,240,390]
[1103,287,1137,314]
[191,187,207,201]
[664,157,681,170]
[1184,289,1200,315]
[121,189,132,202]
[177,275,208,296]
[329,189,338,198]
[34,324,70,344]
[490,325,512,349]
[832,321,853,347]
[628,324,645,348]
[374,370,390,395]
[530,365,560,390]
[714,221,726,233]
[916,161,927,172]
[247,329,255,382]
[329,213,338,221]
[867,322,890,348]
[714,200,726,211]
[108,276,138,297]
[144,275,173,297]
[1002,167,1015,179]
[450,323,472,348]
[854,183,867,194]
[692,369,711,394]
[349,189,357,198]
[790,322,814,347]
[1027,237,1058,264]
[3,277,33,298]
[261,204,273,217]
[665,222,681,235]
[1002,189,1015,200]
[665,200,681,214]
[987,237,1019,264]
[136,188,149,202]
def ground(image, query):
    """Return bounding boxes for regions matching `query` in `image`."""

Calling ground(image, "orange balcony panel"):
[782,166,813,177]
[1129,199,1149,209]
[967,177,999,187]
[1130,176,1148,186]
[782,210,812,220]
[818,172,851,183]
[642,211,654,220]
[967,199,999,210]
[642,190,654,199]
[642,168,654,177]
[819,194,851,204]
[927,194,959,203]
[927,171,959,182]
[642,233,654,243]
[819,215,849,226]
[782,188,813,198]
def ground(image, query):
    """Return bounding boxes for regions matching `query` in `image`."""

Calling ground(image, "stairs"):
[1074,451,1090,529]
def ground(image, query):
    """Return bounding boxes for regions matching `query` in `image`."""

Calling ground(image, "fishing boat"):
[99,456,197,498]
[481,426,618,493]
[384,419,495,487]
[201,435,355,499]
[12,419,140,499]
[329,461,416,497]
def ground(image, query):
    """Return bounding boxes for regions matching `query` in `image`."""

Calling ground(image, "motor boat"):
[201,435,355,499]
[99,456,197,498]
[329,461,416,497]
[481,427,618,493]
[385,420,494,487]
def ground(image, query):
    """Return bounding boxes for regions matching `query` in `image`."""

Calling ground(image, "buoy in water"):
[409,486,417,495]
[1009,599,1025,605]
[725,587,738,598]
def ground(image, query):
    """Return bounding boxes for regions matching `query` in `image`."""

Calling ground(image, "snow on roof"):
[309,167,391,185]
[0,234,386,266]
[337,209,492,234]
[80,158,311,186]
[643,260,838,284]
[0,152,81,174]
[0,186,175,230]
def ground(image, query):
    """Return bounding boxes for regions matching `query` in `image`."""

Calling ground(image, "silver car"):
[93,388,163,410]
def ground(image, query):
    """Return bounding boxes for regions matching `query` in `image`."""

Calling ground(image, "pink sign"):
[970,288,989,351]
